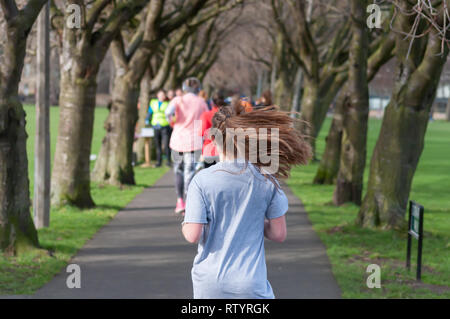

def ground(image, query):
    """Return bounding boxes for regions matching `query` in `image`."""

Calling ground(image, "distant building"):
[367,58,450,118]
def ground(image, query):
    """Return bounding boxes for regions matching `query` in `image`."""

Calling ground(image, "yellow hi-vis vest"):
[150,99,169,127]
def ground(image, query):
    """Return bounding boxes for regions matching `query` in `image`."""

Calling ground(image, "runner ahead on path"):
[165,77,208,214]
[199,90,225,168]
[146,90,171,168]
[181,105,312,299]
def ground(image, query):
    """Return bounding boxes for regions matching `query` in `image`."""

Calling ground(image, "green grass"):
[287,118,450,298]
[0,106,168,295]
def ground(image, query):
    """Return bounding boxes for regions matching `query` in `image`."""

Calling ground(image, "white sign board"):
[410,203,421,239]
[140,128,154,138]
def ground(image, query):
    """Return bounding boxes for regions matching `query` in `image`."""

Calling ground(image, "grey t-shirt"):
[183,160,289,299]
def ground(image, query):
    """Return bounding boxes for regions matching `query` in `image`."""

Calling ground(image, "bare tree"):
[313,27,396,185]
[0,0,48,254]
[272,0,350,156]
[358,0,450,228]
[332,0,369,205]
[203,1,274,95]
[179,11,241,85]
[50,0,148,208]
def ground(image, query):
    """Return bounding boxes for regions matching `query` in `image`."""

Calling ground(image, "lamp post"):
[34,1,51,228]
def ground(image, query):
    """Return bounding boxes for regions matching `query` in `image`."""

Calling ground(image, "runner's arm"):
[264,215,287,243]
[165,99,176,121]
[182,223,203,244]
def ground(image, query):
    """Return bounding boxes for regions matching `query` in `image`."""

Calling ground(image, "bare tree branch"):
[86,0,111,34]
[0,0,19,21]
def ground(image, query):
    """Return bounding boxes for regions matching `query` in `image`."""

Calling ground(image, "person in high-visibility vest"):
[145,90,172,167]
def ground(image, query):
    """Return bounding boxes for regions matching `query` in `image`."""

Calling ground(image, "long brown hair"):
[211,104,312,183]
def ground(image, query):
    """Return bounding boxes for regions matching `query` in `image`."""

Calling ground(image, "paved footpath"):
[31,171,340,299]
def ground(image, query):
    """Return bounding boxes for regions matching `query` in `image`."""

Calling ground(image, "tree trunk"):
[291,66,303,115]
[333,0,369,206]
[0,96,39,255]
[0,10,44,254]
[49,0,149,207]
[298,77,332,158]
[313,30,395,185]
[313,90,345,184]
[93,4,160,185]
[270,56,277,96]
[93,33,170,185]
[51,72,97,207]
[446,97,450,121]
[358,31,448,229]
[297,62,348,159]
[273,75,293,111]
[358,101,430,228]
[109,55,115,95]
[298,76,321,155]
[256,70,263,99]
[272,29,295,111]
[51,26,108,207]
[136,69,151,163]
[165,65,179,90]
[92,74,139,185]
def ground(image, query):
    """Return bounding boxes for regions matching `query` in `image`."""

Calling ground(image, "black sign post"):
[406,200,424,281]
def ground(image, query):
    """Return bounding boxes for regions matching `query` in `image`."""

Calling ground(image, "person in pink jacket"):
[165,78,208,214]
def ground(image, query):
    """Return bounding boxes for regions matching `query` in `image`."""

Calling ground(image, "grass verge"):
[287,118,450,298]
[0,105,168,295]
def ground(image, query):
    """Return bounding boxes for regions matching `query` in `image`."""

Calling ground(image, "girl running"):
[181,105,311,298]
[166,78,208,214]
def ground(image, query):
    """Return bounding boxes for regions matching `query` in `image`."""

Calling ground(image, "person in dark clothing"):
[146,90,172,167]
